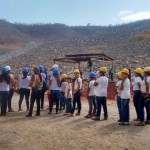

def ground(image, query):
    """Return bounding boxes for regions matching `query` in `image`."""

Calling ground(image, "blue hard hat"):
[2,66,10,73]
[38,65,44,72]
[53,68,59,75]
[89,72,95,78]
[22,67,29,73]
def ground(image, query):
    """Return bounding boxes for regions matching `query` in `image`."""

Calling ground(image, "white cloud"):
[118,10,150,23]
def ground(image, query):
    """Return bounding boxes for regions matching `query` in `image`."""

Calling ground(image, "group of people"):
[0,64,150,126]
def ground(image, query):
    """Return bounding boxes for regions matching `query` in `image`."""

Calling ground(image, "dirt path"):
[0,95,150,150]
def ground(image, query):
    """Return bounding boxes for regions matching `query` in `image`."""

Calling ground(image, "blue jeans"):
[96,96,108,119]
[0,91,9,115]
[139,94,150,122]
[49,90,60,113]
[117,96,121,120]
[133,90,141,119]
[121,99,130,122]
[60,92,66,111]
[66,98,72,113]
[19,88,30,110]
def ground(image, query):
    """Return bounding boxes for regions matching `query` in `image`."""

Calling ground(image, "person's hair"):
[22,72,28,79]
[0,72,10,84]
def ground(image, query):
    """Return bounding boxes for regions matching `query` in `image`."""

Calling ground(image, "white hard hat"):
[52,64,58,69]
[5,66,11,71]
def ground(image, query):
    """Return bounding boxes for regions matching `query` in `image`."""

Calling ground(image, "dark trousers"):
[139,95,150,122]
[117,96,121,120]
[96,96,108,118]
[28,89,42,116]
[60,92,66,111]
[0,91,9,115]
[18,88,30,110]
[66,98,72,113]
[121,99,130,122]
[133,90,141,119]
[88,96,96,115]
[8,88,14,110]
[49,90,60,113]
[40,88,46,109]
[71,90,82,114]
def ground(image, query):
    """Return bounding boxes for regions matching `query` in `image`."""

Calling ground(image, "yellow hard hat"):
[121,68,129,75]
[143,67,150,73]
[100,66,107,73]
[73,69,80,74]
[117,72,123,79]
[61,74,68,79]
[134,68,143,74]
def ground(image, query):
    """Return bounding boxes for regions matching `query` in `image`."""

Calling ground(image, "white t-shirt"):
[74,77,82,91]
[116,80,122,97]
[61,81,68,92]
[141,77,150,94]
[20,75,31,89]
[50,76,60,90]
[88,80,95,96]
[0,81,9,91]
[121,78,131,99]
[65,83,73,99]
[132,76,142,91]
[95,76,108,97]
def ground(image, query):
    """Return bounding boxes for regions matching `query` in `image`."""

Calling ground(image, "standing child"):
[18,67,31,112]
[85,72,96,118]
[70,69,82,116]
[60,74,68,112]
[132,68,143,121]
[64,77,72,115]
[119,68,130,125]
[116,71,123,122]
[92,67,108,121]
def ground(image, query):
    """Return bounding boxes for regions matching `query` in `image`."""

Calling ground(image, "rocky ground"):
[0,94,150,150]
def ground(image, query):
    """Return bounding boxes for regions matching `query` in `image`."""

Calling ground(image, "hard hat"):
[134,68,143,74]
[38,65,44,72]
[73,69,80,74]
[22,67,29,73]
[143,67,150,73]
[5,66,11,71]
[89,72,95,78]
[121,68,129,75]
[53,68,59,75]
[2,66,10,73]
[52,64,59,69]
[61,74,68,79]
[100,67,108,73]
[117,71,123,79]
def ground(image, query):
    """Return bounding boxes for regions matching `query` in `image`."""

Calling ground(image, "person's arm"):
[74,78,81,94]
[10,75,16,89]
[29,75,34,87]
[145,78,149,99]
[55,76,61,87]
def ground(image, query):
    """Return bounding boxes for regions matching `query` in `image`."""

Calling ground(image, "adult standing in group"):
[26,66,43,117]
[92,67,108,121]
[132,68,143,121]
[18,67,31,112]
[70,69,82,116]
[49,68,61,114]
[136,67,150,126]
[0,66,15,116]
[6,66,16,112]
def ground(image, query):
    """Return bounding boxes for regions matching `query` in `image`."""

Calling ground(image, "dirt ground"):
[0,95,150,150]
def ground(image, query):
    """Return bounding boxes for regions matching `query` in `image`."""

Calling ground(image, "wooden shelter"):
[53,53,115,70]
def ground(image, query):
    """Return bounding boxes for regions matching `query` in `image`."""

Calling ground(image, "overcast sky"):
[0,0,150,26]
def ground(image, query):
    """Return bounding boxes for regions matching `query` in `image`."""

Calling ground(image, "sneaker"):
[35,113,40,116]
[92,113,96,117]
[92,117,100,121]
[84,114,92,118]
[118,119,122,122]
[133,118,140,121]
[135,122,145,126]
[8,109,15,112]
[41,108,44,111]
[64,113,68,115]
[25,114,32,117]
[124,122,130,126]
[103,117,108,120]
[48,112,52,115]
[119,122,125,125]
[145,120,150,124]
